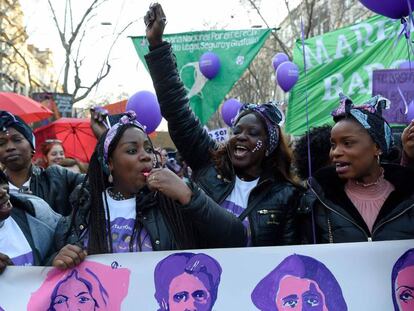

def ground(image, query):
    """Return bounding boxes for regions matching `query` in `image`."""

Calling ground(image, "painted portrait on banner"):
[251,254,348,311]
[154,252,222,311]
[27,261,130,311]
[392,248,414,311]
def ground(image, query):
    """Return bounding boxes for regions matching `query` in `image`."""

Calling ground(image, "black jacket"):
[145,42,299,246]
[304,164,414,243]
[29,165,85,216]
[54,183,246,252]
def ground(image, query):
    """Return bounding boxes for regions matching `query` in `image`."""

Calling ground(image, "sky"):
[19,0,298,130]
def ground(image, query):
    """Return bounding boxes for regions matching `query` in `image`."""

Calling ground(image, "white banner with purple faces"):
[0,240,413,311]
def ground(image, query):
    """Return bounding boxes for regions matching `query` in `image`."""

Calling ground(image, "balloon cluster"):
[272,53,299,92]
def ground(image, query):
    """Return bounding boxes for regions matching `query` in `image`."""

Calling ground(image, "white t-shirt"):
[0,217,34,266]
[220,176,259,246]
[8,178,31,194]
[103,190,153,252]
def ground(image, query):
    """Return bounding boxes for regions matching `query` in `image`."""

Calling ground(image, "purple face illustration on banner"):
[392,249,414,311]
[168,272,211,311]
[276,276,327,310]
[154,252,222,311]
[50,270,97,311]
[251,254,347,311]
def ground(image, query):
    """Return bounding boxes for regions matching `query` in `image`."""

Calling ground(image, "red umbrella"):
[0,92,53,123]
[34,118,97,163]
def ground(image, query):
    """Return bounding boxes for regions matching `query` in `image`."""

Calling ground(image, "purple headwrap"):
[232,101,283,155]
[331,93,394,155]
[103,111,146,164]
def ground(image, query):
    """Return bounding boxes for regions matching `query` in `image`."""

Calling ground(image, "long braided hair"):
[85,123,196,255]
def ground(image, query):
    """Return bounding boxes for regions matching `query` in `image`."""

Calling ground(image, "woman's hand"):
[402,120,414,160]
[0,252,13,274]
[52,244,87,270]
[90,107,109,140]
[147,168,192,205]
[144,3,166,47]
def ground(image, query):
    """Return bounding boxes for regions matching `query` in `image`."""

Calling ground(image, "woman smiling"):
[52,112,245,269]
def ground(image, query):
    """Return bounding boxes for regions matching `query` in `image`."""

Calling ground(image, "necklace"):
[355,168,384,187]
[107,187,127,201]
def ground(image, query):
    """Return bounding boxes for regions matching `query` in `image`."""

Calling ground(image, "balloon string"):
[301,17,316,245]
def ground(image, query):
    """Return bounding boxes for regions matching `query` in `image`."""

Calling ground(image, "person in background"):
[52,112,245,270]
[303,94,414,243]
[40,139,65,168]
[0,169,60,273]
[59,157,88,174]
[0,111,84,216]
[144,3,300,247]
[293,125,332,182]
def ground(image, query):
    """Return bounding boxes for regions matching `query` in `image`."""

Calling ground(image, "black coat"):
[54,183,247,252]
[304,164,414,243]
[29,165,85,216]
[145,42,299,246]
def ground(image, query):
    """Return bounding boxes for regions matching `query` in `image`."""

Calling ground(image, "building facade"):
[0,0,60,95]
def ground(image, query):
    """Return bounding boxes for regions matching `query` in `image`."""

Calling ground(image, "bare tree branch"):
[283,0,300,40]
[246,0,292,58]
[0,39,33,94]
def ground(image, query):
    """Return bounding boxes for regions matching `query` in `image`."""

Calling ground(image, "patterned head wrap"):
[0,111,35,149]
[331,93,394,155]
[102,111,147,166]
[232,101,283,155]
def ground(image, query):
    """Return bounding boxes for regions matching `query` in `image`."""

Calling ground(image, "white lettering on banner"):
[347,71,369,95]
[322,60,408,102]
[323,73,344,100]
[350,23,376,54]
[0,240,413,310]
[334,35,354,59]
[304,39,332,69]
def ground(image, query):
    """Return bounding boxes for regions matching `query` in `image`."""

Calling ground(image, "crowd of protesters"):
[0,3,413,278]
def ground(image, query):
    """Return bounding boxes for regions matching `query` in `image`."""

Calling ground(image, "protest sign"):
[286,15,410,135]
[131,29,271,124]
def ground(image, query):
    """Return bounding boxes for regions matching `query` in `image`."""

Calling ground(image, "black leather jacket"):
[29,165,85,216]
[303,164,414,243]
[54,183,246,252]
[145,42,299,246]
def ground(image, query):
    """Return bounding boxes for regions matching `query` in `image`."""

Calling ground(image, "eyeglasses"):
[44,139,62,144]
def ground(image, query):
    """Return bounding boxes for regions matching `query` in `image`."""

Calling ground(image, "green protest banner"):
[131,29,271,124]
[286,15,409,135]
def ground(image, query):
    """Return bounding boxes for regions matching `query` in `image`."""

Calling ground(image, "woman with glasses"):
[52,112,245,269]
[142,4,300,247]
[40,139,65,168]
[0,111,84,216]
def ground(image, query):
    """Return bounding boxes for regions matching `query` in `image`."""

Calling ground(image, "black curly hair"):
[293,125,332,180]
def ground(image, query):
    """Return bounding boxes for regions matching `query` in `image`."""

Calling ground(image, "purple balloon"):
[199,52,221,79]
[359,0,414,19]
[221,98,242,127]
[399,60,414,69]
[126,91,162,133]
[272,53,289,71]
[407,101,414,121]
[276,61,299,92]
